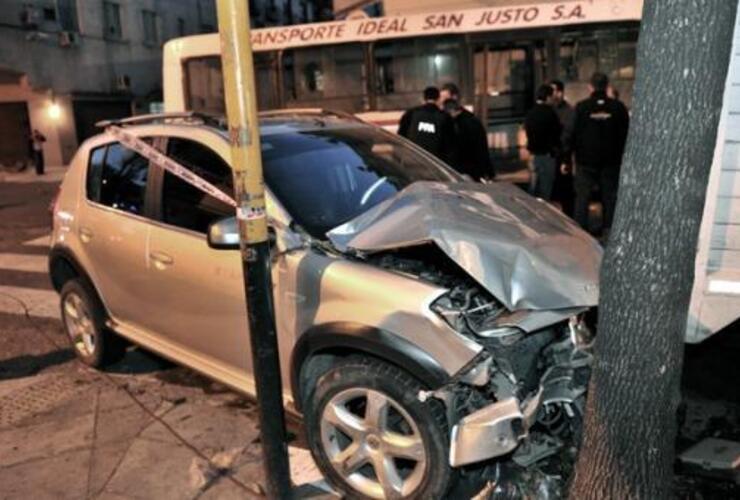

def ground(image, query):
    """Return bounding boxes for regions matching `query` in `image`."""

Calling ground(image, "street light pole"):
[216,1,292,498]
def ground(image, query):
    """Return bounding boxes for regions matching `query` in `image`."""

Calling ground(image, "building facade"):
[248,0,331,28]
[0,0,217,167]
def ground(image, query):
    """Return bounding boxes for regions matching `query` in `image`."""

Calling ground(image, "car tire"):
[60,279,125,367]
[304,356,455,499]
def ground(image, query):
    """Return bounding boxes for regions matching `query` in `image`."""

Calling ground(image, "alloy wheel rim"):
[320,388,427,499]
[62,292,96,357]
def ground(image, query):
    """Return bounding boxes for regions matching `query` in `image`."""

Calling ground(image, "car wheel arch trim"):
[49,247,109,316]
[290,321,451,412]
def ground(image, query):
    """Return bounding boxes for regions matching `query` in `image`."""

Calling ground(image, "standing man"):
[571,72,630,235]
[398,86,455,164]
[440,82,493,180]
[31,129,47,176]
[524,84,562,201]
[550,79,576,215]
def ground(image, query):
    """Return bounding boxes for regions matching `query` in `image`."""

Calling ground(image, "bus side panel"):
[687,19,740,343]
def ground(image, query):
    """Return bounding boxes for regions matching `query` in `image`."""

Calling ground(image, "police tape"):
[108,126,237,208]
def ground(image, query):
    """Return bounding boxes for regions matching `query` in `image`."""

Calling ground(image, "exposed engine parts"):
[364,245,593,494]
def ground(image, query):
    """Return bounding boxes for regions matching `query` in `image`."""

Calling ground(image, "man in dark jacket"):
[571,72,630,232]
[524,84,562,200]
[398,86,455,163]
[550,79,575,215]
[440,83,492,180]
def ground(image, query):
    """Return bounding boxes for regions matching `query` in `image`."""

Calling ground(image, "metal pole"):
[216,1,292,498]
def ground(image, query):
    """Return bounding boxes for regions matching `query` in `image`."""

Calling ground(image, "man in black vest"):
[398,86,455,164]
[572,72,630,233]
[524,85,562,201]
[440,82,492,180]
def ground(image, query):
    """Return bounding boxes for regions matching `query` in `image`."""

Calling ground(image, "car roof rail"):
[258,108,363,122]
[95,111,226,129]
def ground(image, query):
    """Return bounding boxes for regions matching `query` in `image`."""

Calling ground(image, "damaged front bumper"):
[450,393,541,466]
[446,317,592,468]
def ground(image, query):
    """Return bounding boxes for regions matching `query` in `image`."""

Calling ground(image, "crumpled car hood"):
[327,181,602,311]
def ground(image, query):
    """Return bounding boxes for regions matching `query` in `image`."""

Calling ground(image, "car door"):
[77,140,153,329]
[141,135,252,377]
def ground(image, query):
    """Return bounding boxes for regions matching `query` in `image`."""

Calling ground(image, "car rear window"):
[86,142,150,216]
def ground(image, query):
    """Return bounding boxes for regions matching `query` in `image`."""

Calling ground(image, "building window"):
[57,0,79,32]
[197,0,215,32]
[103,1,122,40]
[43,7,57,21]
[177,17,186,37]
[142,10,157,44]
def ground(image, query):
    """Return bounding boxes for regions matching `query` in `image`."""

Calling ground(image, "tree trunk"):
[569,2,737,499]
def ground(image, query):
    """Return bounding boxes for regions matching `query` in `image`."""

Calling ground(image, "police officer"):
[440,82,492,180]
[398,86,455,163]
[572,72,630,233]
[524,84,562,201]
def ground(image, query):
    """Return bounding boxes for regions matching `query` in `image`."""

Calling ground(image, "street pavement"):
[0,167,332,500]
[2,167,739,498]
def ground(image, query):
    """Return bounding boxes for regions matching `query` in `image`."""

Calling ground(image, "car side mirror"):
[207,216,240,250]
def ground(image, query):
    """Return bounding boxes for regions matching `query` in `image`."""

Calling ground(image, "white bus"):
[161,0,740,344]
[163,0,642,171]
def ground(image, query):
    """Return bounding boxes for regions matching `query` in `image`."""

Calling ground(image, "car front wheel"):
[304,357,454,499]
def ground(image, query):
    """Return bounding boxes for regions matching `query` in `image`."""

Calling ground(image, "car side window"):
[86,142,150,216]
[161,138,234,233]
[86,146,106,203]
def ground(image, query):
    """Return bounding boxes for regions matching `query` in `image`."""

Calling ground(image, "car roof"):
[93,109,367,139]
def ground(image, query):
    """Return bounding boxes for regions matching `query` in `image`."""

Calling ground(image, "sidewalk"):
[0,165,67,184]
[0,213,333,498]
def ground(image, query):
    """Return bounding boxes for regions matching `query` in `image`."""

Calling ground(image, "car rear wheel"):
[60,279,125,367]
[304,357,454,499]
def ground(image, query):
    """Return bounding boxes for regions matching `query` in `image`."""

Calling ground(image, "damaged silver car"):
[50,110,601,499]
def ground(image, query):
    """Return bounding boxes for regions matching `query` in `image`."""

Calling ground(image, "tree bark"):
[569,2,737,499]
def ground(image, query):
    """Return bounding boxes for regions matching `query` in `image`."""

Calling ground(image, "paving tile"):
[140,401,260,455]
[199,476,263,500]
[104,438,200,499]
[0,402,94,467]
[0,448,90,499]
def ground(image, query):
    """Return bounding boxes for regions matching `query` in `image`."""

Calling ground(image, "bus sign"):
[249,0,643,52]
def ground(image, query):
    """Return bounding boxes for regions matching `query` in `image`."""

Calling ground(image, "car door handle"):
[149,251,174,269]
[79,227,93,243]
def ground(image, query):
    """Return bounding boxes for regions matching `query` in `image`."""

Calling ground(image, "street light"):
[47,102,61,120]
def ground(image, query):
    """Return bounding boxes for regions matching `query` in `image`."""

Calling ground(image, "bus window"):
[560,26,639,107]
[184,57,224,114]
[282,43,367,113]
[373,36,464,112]
[183,52,280,114]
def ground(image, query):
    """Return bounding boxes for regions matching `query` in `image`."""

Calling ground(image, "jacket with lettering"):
[572,91,630,168]
[398,103,455,163]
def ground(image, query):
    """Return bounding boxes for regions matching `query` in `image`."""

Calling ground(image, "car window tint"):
[161,138,234,233]
[92,142,150,215]
[86,146,106,202]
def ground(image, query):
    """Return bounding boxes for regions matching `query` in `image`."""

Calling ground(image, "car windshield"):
[261,125,461,239]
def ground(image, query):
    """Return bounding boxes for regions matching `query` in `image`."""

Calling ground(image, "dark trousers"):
[574,164,620,231]
[530,155,557,201]
[553,168,574,216]
[33,150,44,175]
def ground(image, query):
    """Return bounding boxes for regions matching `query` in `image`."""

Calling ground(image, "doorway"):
[473,42,544,173]
[0,102,31,168]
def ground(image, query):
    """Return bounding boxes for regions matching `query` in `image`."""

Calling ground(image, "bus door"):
[473,43,538,174]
